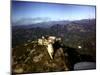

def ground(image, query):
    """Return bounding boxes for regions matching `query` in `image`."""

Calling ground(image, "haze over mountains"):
[12,18,95,28]
[12,17,51,25]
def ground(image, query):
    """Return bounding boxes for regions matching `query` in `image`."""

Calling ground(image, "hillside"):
[12,19,96,56]
[12,19,96,74]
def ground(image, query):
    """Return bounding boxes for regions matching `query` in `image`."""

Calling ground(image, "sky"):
[11,1,96,24]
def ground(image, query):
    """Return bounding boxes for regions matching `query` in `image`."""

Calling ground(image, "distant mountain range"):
[12,19,96,48]
[12,19,96,29]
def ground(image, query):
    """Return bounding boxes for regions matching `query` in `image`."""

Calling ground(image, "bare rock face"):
[12,43,69,74]
[33,54,44,63]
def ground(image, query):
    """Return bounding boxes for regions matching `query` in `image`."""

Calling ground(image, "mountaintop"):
[12,41,70,74]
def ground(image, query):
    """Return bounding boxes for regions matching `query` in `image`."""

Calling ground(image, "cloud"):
[13,17,51,25]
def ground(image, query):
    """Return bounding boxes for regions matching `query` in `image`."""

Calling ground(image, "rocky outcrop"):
[12,43,69,74]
